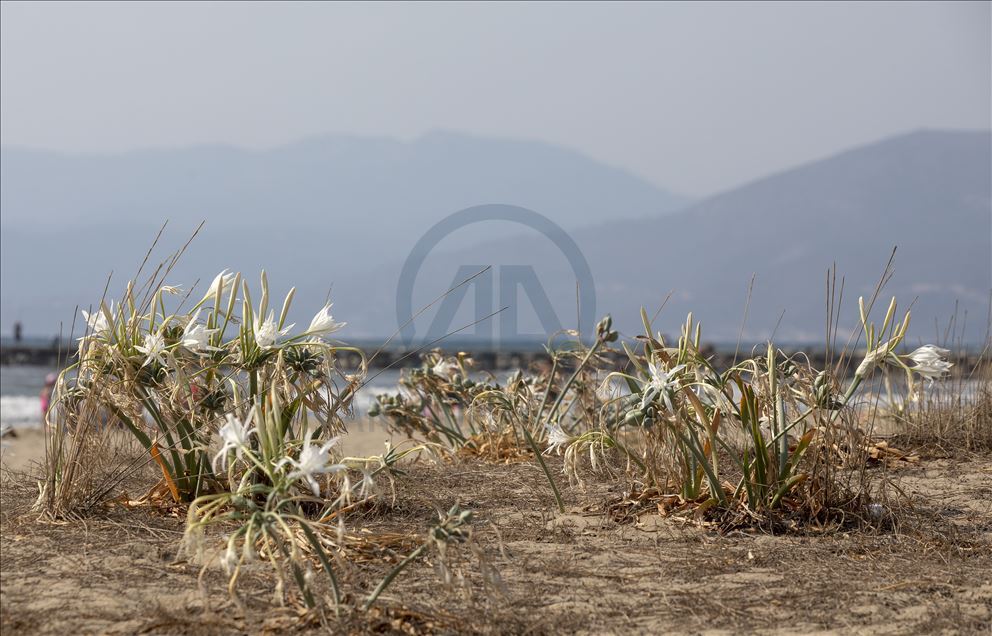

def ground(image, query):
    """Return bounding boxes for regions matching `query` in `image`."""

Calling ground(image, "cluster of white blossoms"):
[904,345,953,382]
[212,410,345,497]
[68,267,370,601]
[858,341,954,384]
[249,300,346,351]
[84,270,349,368]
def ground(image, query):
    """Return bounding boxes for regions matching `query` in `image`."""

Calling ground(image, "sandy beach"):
[0,428,46,474]
[0,419,403,477]
[2,441,990,634]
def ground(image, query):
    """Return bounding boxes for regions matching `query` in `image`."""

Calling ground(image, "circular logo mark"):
[396,204,596,347]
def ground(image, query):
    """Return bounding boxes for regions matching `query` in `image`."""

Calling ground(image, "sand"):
[0,419,401,475]
[0,429,46,474]
[2,429,991,634]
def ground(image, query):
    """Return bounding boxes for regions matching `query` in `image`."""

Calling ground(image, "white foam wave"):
[0,381,398,431]
[0,395,43,430]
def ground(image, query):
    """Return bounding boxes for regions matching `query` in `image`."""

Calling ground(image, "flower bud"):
[596,315,618,342]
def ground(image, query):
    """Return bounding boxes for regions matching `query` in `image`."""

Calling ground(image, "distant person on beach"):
[40,373,57,423]
[13,322,22,342]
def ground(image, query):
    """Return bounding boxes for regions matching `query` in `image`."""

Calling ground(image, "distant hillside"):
[4,130,987,344]
[0,131,687,335]
[361,130,991,344]
[0,131,685,233]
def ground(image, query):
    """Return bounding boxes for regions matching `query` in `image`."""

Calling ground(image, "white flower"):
[305,303,346,339]
[545,421,572,455]
[357,466,375,497]
[136,332,169,367]
[80,302,113,340]
[432,359,458,378]
[181,310,220,354]
[647,361,684,392]
[334,473,354,508]
[278,428,344,496]
[160,284,183,295]
[212,411,256,473]
[643,361,686,411]
[908,345,951,364]
[219,538,239,574]
[253,310,292,349]
[906,345,953,382]
[201,269,237,304]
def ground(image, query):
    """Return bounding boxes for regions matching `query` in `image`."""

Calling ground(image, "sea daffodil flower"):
[253,310,292,349]
[278,428,344,496]
[80,302,114,340]
[305,303,346,339]
[212,411,256,473]
[643,361,686,411]
[906,345,953,382]
[181,310,220,354]
[545,421,572,455]
[136,331,169,367]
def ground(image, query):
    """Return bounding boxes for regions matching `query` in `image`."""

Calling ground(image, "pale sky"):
[1,1,989,196]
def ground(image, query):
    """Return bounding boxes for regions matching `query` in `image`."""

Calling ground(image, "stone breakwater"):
[5,340,983,374]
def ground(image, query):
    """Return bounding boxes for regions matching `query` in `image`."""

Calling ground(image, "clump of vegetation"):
[882,345,991,452]
[373,297,967,529]
[43,268,361,511]
[33,244,983,623]
[39,263,482,612]
[368,351,501,450]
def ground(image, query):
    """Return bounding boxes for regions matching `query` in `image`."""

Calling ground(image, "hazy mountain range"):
[0,131,686,338]
[1,129,989,346]
[460,130,991,344]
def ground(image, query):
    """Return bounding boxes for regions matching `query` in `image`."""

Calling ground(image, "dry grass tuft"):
[886,353,992,452]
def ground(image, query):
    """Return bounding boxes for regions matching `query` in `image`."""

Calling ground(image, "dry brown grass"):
[885,356,992,454]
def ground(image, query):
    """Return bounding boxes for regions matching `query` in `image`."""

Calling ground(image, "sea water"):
[0,365,52,429]
[5,363,977,432]
[0,365,407,431]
